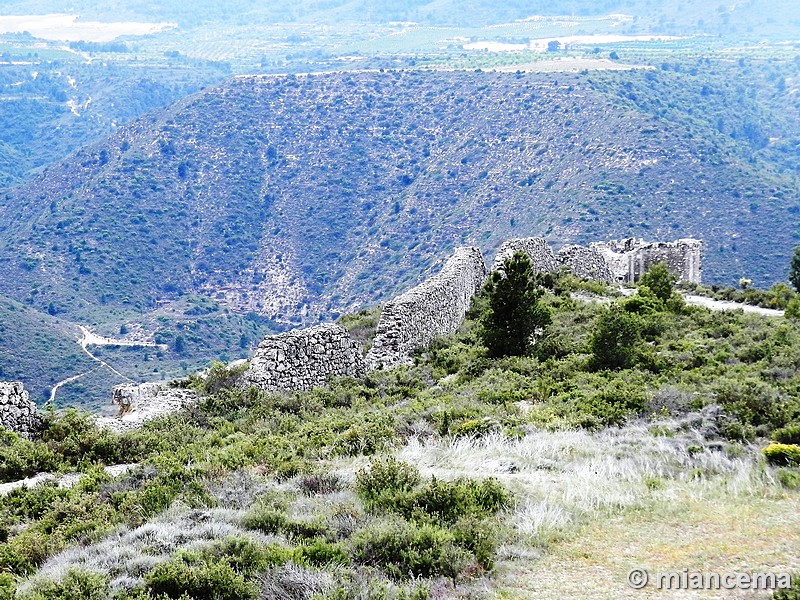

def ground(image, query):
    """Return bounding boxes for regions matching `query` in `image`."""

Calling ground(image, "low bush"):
[24,569,109,600]
[349,518,471,581]
[763,443,800,467]
[145,552,258,600]
[354,458,421,509]
[772,573,800,600]
[773,424,800,445]
[776,468,800,490]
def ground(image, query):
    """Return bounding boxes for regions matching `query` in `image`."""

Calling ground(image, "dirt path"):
[583,288,785,317]
[682,294,784,317]
[48,326,165,404]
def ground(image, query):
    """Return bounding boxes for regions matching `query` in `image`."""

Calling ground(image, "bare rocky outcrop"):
[492,237,559,274]
[244,323,366,391]
[366,247,487,369]
[0,382,41,438]
[591,237,702,283]
[556,244,614,283]
[95,383,199,432]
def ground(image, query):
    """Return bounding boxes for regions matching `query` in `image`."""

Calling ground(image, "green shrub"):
[763,443,800,467]
[355,458,421,509]
[773,424,800,445]
[786,298,800,320]
[588,304,647,370]
[0,430,59,483]
[350,518,471,581]
[714,379,791,430]
[241,504,288,535]
[356,459,511,525]
[638,262,676,303]
[451,516,500,571]
[25,569,109,600]
[0,573,14,600]
[197,537,277,577]
[773,572,800,599]
[776,469,800,490]
[145,554,258,600]
[296,539,350,566]
[201,361,249,395]
[450,417,498,438]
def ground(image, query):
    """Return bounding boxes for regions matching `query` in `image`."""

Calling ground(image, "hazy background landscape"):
[1,0,800,407]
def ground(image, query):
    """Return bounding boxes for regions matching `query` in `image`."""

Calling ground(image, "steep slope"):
[1,70,795,333]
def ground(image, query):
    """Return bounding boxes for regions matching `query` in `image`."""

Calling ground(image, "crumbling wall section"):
[591,238,702,283]
[244,323,366,391]
[0,382,41,438]
[556,244,614,282]
[366,247,487,369]
[492,237,560,274]
[96,382,199,432]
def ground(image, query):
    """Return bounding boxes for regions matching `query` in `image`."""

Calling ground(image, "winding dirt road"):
[49,326,165,404]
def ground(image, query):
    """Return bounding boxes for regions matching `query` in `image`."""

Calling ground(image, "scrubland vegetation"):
[0,263,798,598]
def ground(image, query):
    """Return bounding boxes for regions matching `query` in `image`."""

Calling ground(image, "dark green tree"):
[589,303,644,370]
[790,246,800,292]
[638,262,676,303]
[479,252,551,358]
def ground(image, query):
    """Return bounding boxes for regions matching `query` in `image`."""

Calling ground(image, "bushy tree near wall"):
[478,252,552,358]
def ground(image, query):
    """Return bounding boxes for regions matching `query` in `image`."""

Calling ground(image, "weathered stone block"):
[492,237,560,274]
[244,323,366,391]
[0,382,41,439]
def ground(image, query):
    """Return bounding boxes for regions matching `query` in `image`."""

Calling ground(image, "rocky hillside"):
[1,70,795,329]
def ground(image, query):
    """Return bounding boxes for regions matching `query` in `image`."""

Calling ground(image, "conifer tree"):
[480,251,551,358]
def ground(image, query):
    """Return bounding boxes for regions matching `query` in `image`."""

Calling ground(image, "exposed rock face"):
[556,244,615,283]
[591,238,702,283]
[0,382,41,438]
[96,382,199,432]
[366,247,487,369]
[244,323,366,391]
[492,237,560,274]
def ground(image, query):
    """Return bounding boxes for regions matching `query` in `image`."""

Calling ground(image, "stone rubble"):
[556,244,615,283]
[0,382,42,439]
[95,382,199,432]
[492,237,560,274]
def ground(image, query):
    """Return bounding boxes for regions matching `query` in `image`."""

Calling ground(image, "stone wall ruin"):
[366,247,487,369]
[95,382,199,432]
[244,323,366,391]
[556,244,615,283]
[492,237,559,274]
[590,238,702,284]
[0,382,41,438]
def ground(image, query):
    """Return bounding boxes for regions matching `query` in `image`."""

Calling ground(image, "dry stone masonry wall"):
[591,238,702,284]
[366,247,487,369]
[556,244,615,283]
[492,237,560,274]
[244,323,366,391]
[0,382,41,438]
[90,235,700,407]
